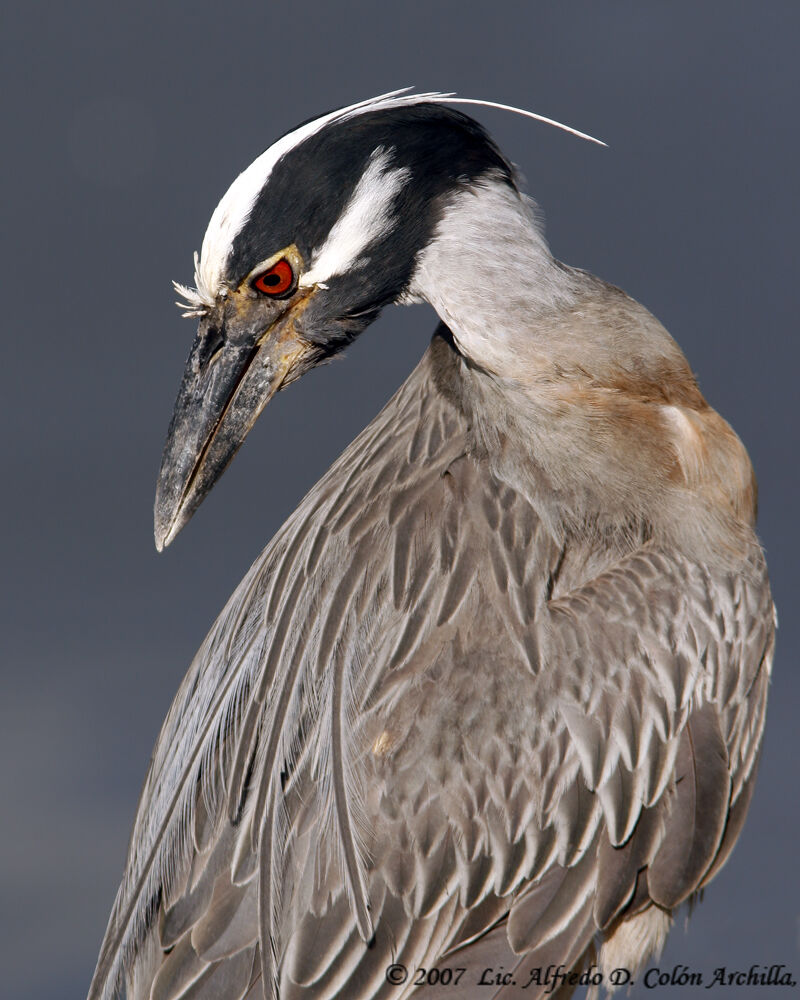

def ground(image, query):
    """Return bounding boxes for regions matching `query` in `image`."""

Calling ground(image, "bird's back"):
[90,326,773,1000]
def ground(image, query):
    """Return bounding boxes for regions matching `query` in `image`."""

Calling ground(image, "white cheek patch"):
[299,148,409,289]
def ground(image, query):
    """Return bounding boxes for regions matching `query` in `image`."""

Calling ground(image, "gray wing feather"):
[648,702,730,908]
[89,334,774,1000]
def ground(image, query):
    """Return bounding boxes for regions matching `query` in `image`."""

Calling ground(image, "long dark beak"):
[154,297,321,550]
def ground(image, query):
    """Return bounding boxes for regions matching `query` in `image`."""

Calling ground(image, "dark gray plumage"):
[88,92,774,1000]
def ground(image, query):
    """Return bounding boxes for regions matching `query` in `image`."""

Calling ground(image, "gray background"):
[2,2,798,998]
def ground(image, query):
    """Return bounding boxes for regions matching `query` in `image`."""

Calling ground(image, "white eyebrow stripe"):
[299,149,409,288]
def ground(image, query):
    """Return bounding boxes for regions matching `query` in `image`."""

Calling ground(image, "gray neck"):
[407,178,583,375]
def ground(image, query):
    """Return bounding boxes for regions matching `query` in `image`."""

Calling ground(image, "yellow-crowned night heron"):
[88,91,774,1000]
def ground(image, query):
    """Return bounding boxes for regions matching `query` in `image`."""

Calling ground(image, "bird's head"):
[154,91,598,549]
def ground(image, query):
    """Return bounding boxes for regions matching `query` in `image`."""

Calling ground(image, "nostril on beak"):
[198,324,225,369]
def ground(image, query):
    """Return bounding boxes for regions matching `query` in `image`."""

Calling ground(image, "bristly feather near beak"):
[173,251,217,317]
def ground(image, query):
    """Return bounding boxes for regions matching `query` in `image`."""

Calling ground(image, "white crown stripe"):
[172,90,603,316]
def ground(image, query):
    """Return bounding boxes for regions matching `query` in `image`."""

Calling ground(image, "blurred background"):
[1,2,797,997]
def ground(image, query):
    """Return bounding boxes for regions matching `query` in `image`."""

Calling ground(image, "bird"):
[88,90,775,1000]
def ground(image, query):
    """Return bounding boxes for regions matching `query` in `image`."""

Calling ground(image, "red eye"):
[252,258,295,297]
